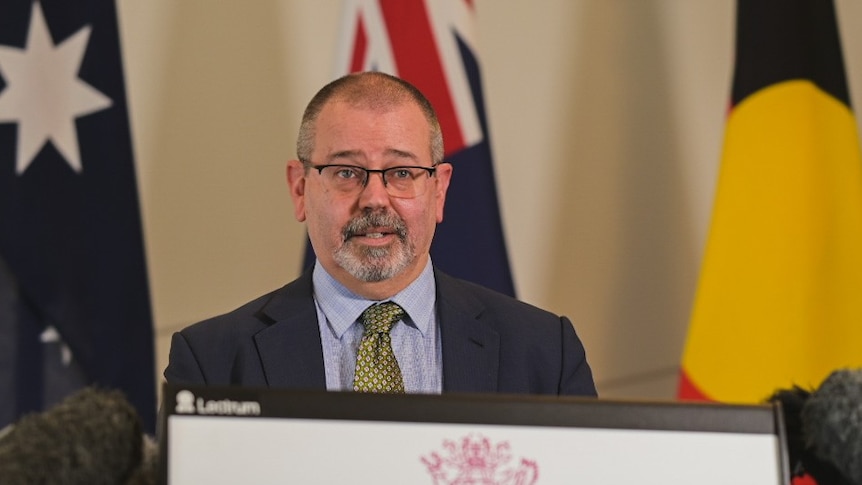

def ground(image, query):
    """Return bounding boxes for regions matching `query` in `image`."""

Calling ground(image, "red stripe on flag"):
[351,15,368,73]
[677,369,713,401]
[378,0,467,155]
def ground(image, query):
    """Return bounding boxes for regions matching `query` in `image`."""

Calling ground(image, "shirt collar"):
[312,257,436,339]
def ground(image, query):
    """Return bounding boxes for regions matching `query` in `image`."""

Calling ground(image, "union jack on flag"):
[311,0,515,296]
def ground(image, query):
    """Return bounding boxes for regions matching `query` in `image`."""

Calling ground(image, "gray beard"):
[334,241,413,282]
[333,210,415,282]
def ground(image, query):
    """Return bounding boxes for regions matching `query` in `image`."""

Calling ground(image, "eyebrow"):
[327,148,419,165]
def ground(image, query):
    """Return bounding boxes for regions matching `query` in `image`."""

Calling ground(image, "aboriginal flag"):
[679,0,862,414]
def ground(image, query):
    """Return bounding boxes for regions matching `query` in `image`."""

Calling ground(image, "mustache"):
[342,210,408,240]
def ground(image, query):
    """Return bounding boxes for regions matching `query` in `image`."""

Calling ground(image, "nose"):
[363,170,388,189]
[358,170,391,208]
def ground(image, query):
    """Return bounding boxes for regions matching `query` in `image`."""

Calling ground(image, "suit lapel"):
[248,268,500,393]
[436,270,500,393]
[253,271,327,389]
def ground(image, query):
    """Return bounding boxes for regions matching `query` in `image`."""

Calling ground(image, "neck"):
[323,257,428,301]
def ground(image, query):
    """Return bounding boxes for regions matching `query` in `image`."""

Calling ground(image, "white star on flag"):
[40,326,74,367]
[0,1,113,175]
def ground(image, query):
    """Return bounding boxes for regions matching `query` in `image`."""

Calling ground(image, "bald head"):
[296,72,444,168]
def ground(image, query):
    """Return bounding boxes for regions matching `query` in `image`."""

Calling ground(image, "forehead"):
[318,96,428,126]
[313,99,432,157]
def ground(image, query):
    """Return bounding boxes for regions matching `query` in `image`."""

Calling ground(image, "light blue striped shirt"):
[312,257,442,393]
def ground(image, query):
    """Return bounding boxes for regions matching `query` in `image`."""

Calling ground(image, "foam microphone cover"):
[0,387,154,485]
[802,369,862,485]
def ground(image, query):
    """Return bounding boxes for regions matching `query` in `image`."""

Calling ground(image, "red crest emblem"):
[421,434,539,485]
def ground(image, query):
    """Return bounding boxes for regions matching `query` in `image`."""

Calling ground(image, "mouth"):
[343,212,407,243]
[348,228,398,245]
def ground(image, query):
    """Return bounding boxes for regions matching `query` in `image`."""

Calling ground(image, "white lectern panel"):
[160,385,788,485]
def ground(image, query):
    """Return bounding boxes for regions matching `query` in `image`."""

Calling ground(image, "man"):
[165,72,596,396]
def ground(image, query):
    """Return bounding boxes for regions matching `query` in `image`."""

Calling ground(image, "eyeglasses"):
[310,164,439,198]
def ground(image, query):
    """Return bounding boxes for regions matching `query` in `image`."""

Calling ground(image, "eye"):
[389,168,414,180]
[333,166,362,179]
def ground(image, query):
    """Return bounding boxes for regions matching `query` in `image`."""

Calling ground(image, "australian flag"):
[0,0,156,432]
[306,0,515,297]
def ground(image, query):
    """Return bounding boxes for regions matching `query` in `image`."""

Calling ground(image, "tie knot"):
[360,302,404,334]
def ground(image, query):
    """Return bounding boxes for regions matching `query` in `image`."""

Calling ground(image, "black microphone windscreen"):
[0,387,149,485]
[802,369,862,485]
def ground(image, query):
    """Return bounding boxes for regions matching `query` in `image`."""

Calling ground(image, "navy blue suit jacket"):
[164,268,596,396]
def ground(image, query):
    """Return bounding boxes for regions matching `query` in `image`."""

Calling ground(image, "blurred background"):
[116,0,862,400]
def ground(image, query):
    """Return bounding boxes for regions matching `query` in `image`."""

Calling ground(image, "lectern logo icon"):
[421,434,539,485]
[175,390,196,414]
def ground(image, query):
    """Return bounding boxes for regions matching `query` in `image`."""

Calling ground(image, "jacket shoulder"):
[180,270,314,340]
[434,269,560,322]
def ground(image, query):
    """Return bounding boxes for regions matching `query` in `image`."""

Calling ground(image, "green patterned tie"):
[353,302,405,393]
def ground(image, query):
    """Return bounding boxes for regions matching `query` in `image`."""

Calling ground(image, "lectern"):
[160,384,789,484]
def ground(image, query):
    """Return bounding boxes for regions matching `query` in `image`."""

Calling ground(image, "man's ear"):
[434,162,453,223]
[286,159,307,222]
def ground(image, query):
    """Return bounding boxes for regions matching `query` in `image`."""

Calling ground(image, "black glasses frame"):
[310,163,438,189]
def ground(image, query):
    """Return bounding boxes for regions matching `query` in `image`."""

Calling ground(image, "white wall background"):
[115,1,862,399]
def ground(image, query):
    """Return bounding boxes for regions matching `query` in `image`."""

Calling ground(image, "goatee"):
[334,210,415,282]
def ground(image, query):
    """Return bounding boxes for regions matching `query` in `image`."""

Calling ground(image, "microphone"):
[802,369,862,485]
[0,387,157,485]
